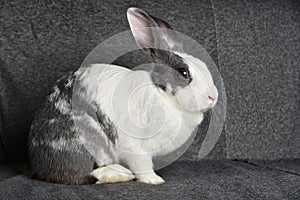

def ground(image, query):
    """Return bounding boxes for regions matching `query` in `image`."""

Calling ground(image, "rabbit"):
[28,7,218,185]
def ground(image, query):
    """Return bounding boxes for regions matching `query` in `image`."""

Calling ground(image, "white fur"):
[48,86,60,101]
[174,51,218,112]
[75,62,213,180]
[48,118,56,124]
[136,172,165,184]
[55,99,71,114]
[91,164,134,184]
[31,137,74,151]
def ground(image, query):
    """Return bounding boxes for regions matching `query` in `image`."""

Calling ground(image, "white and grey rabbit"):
[28,8,218,185]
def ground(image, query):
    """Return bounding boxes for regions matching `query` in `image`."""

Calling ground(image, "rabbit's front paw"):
[136,172,165,185]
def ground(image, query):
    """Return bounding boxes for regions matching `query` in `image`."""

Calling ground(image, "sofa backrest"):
[0,0,299,163]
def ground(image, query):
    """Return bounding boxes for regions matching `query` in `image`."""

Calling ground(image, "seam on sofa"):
[0,78,8,161]
[232,159,300,177]
[209,0,228,159]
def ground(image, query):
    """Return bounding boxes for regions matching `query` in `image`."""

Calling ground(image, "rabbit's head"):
[127,8,218,112]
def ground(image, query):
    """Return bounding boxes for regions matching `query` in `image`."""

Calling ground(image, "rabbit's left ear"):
[127,7,179,53]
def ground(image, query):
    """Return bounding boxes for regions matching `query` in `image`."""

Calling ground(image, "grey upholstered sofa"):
[0,0,299,199]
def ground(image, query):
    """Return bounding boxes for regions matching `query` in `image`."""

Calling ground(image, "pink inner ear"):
[127,12,154,48]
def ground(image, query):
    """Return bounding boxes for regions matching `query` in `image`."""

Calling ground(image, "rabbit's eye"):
[177,67,190,80]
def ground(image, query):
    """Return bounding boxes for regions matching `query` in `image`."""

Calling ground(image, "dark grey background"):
[0,1,300,199]
[0,0,299,163]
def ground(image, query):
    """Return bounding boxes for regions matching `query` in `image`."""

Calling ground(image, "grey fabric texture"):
[0,160,299,200]
[212,0,300,159]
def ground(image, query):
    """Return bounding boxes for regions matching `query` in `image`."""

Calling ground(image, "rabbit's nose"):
[208,95,215,102]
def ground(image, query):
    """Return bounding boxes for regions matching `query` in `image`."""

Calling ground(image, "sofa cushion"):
[0,160,299,200]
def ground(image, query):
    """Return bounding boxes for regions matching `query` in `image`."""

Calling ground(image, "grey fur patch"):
[150,49,192,94]
[71,111,117,166]
[51,72,75,103]
[96,111,118,145]
[46,72,76,115]
[28,71,96,184]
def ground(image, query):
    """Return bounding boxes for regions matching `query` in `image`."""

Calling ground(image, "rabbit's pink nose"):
[208,95,215,102]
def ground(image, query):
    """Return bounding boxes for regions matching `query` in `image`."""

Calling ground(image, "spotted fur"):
[28,72,119,184]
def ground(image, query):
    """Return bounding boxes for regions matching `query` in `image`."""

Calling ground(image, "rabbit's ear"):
[127,8,178,52]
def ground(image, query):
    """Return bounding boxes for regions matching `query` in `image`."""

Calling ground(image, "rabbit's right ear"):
[127,7,178,52]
